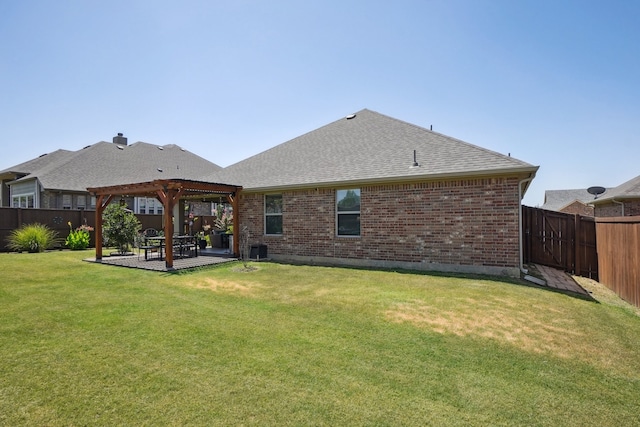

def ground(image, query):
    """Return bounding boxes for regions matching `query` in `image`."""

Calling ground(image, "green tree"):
[102,203,141,254]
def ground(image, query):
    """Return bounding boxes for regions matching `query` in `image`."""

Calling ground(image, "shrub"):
[102,203,141,254]
[65,222,93,250]
[7,223,59,253]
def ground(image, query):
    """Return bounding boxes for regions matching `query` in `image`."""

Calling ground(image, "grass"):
[1,250,639,426]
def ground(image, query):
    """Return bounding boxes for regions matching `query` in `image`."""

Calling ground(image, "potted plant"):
[196,232,206,250]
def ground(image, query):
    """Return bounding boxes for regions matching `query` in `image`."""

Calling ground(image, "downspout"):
[612,198,625,216]
[518,174,535,274]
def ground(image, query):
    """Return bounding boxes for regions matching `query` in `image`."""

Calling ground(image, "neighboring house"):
[203,109,539,277]
[541,188,602,216]
[0,134,222,214]
[590,174,640,217]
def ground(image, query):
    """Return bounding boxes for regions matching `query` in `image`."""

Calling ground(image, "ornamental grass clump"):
[6,223,59,253]
[65,222,93,250]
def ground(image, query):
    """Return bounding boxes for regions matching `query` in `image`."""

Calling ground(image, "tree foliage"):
[102,203,141,254]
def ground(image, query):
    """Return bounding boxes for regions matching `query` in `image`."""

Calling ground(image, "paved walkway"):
[532,264,590,297]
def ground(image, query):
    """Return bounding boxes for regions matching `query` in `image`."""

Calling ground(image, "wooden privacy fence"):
[0,208,163,251]
[595,216,640,308]
[522,206,598,280]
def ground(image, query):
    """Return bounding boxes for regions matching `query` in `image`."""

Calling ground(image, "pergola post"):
[228,193,240,257]
[94,194,114,261]
[157,187,180,270]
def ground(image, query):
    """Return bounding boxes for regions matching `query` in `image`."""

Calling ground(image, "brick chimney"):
[113,133,128,146]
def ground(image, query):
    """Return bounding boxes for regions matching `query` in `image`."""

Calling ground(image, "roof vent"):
[116,145,124,150]
[157,168,163,172]
[346,113,356,120]
[113,133,128,146]
[158,146,164,150]
[411,149,420,168]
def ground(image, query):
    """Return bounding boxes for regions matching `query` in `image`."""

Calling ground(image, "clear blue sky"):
[1,0,638,206]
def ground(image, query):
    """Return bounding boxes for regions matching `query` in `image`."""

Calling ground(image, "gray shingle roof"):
[541,188,603,211]
[592,174,640,203]
[202,109,537,191]
[0,149,75,178]
[9,141,222,192]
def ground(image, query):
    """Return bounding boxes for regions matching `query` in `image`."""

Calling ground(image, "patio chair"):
[139,228,162,260]
[172,235,197,258]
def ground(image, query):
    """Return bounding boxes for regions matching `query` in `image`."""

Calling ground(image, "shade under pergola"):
[88,178,242,270]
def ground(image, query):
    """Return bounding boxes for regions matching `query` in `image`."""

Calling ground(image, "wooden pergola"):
[88,179,242,270]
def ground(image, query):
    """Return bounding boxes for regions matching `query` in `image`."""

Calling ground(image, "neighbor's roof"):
[541,188,604,211]
[202,109,538,191]
[0,149,75,179]
[591,174,640,204]
[7,141,222,192]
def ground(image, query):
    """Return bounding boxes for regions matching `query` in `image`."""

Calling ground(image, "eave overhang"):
[239,166,539,194]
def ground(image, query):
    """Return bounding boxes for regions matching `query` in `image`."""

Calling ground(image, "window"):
[152,198,163,215]
[337,189,361,236]
[77,195,86,209]
[12,194,34,208]
[135,197,164,215]
[90,196,96,209]
[62,194,72,209]
[265,194,283,235]
[138,197,147,214]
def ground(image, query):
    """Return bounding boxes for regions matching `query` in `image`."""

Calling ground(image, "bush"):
[7,223,60,253]
[102,203,141,254]
[65,222,93,250]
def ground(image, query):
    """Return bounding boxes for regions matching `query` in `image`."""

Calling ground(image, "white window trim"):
[12,192,36,208]
[134,196,164,215]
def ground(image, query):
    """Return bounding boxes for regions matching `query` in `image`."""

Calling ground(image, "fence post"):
[574,213,581,277]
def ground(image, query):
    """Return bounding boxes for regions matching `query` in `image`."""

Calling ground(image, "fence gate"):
[523,206,598,280]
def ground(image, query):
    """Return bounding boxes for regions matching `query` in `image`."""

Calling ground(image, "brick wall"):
[560,201,594,217]
[239,177,522,274]
[595,200,640,217]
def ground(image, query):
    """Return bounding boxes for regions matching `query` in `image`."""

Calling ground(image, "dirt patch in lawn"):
[385,298,584,359]
[188,277,261,296]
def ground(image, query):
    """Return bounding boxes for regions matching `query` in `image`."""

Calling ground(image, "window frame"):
[62,194,72,210]
[134,197,164,215]
[264,194,283,235]
[12,193,35,209]
[336,189,361,237]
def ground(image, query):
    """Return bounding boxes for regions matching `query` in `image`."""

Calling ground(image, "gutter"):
[612,198,625,216]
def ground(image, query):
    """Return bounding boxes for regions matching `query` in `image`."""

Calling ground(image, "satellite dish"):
[587,186,606,199]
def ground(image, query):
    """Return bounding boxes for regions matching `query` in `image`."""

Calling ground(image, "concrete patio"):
[85,247,237,272]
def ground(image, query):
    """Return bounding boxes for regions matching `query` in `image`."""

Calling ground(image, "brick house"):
[204,109,538,277]
[591,174,640,217]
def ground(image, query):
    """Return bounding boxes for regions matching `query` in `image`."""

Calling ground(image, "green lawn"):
[1,250,639,426]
